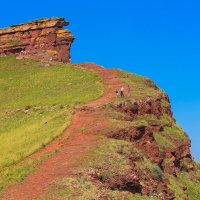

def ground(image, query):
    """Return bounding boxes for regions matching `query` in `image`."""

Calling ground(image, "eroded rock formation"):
[106,96,194,199]
[0,18,74,62]
[111,96,194,173]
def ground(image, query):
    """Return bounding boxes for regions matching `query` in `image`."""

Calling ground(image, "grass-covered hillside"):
[118,70,164,99]
[37,70,200,200]
[0,57,103,190]
[1,58,200,200]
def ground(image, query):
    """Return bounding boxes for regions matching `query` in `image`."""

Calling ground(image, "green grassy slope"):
[40,70,200,200]
[118,70,164,99]
[1,58,199,199]
[0,57,102,109]
[0,57,103,190]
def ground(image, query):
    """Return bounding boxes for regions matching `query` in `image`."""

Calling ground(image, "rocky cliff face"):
[111,95,194,174]
[95,71,195,199]
[0,18,74,62]
[107,96,194,199]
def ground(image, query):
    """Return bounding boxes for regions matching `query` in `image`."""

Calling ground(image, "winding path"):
[1,63,128,200]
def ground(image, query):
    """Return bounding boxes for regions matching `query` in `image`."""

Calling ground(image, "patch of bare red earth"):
[1,63,128,200]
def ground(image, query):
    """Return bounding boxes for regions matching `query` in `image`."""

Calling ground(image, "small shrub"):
[41,143,46,148]
[181,158,190,172]
[25,105,31,110]
[148,165,163,181]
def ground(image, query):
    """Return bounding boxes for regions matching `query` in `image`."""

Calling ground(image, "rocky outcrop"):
[111,94,172,118]
[106,96,194,199]
[111,96,194,173]
[0,18,74,62]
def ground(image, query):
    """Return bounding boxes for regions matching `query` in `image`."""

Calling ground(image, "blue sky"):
[0,0,199,161]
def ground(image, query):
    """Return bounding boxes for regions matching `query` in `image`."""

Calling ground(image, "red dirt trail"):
[1,63,128,200]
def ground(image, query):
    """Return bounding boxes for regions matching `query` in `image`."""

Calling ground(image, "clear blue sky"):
[0,0,199,161]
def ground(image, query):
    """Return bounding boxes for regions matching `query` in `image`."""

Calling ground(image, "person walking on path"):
[120,86,124,98]
[115,88,119,97]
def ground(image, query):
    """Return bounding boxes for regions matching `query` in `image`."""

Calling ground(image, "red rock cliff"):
[0,18,74,62]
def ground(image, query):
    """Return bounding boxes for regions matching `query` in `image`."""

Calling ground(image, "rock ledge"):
[0,18,74,62]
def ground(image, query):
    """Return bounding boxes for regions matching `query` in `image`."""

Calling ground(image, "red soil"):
[1,63,128,200]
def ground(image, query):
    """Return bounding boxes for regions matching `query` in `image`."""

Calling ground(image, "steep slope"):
[0,61,200,200]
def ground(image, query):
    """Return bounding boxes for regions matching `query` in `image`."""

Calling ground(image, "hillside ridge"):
[0,18,200,200]
[1,62,198,200]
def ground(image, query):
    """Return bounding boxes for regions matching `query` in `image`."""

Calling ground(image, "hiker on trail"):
[120,86,124,98]
[115,88,119,97]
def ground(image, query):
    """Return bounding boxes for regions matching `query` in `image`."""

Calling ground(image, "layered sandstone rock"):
[0,18,74,62]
